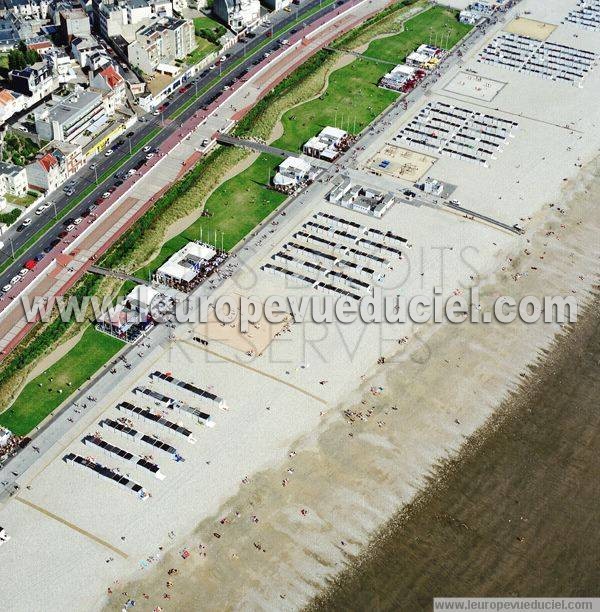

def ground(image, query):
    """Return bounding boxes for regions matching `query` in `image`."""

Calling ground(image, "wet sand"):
[310,291,600,610]
[104,147,600,612]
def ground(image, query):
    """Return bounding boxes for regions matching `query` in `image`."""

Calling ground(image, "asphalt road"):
[0,0,347,289]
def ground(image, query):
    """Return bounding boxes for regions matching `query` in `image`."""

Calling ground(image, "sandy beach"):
[102,152,600,611]
[1,1,599,610]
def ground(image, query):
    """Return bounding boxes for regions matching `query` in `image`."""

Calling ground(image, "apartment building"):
[0,162,28,198]
[33,88,107,144]
[127,16,194,73]
[26,140,84,193]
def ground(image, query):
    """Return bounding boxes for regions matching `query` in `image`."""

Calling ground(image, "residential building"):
[261,0,290,10]
[46,48,77,83]
[92,0,173,40]
[89,64,126,113]
[0,88,26,122]
[59,8,91,43]
[25,140,84,192]
[0,15,20,50]
[9,62,55,97]
[33,88,107,144]
[127,16,195,73]
[0,0,49,20]
[0,161,28,198]
[213,0,260,32]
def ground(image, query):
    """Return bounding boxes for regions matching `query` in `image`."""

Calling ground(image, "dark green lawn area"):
[186,36,218,66]
[273,58,398,153]
[273,5,470,152]
[0,327,124,435]
[366,5,472,64]
[135,153,285,279]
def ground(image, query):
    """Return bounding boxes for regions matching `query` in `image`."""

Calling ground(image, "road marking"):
[179,340,328,406]
[15,496,129,559]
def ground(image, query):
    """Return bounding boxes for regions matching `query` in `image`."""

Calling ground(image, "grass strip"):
[0,326,123,435]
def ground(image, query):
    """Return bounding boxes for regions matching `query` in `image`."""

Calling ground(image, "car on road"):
[152,109,160,116]
[89,162,97,170]
[158,103,168,112]
[64,188,75,196]
[202,138,210,147]
[35,203,49,215]
[18,218,31,229]
[209,64,216,70]
[104,148,114,156]
[73,217,83,225]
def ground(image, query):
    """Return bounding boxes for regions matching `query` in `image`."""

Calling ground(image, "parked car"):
[65,224,75,232]
[104,148,114,157]
[34,253,45,262]
[35,204,49,215]
[145,152,155,159]
[58,230,68,238]
[2,284,12,292]
[152,110,160,116]
[20,218,31,228]
[101,191,111,199]
[10,276,20,285]
[114,180,124,187]
[89,162,97,170]
[126,131,134,138]
[73,217,83,225]
[63,218,75,226]
[65,188,74,197]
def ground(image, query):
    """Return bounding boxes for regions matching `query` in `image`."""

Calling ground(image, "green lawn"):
[365,5,472,64]
[135,153,285,278]
[273,5,470,152]
[274,57,398,152]
[193,16,226,34]
[5,192,37,207]
[0,327,124,435]
[186,36,218,66]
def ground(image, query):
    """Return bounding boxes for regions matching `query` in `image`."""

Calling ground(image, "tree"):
[8,49,26,71]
